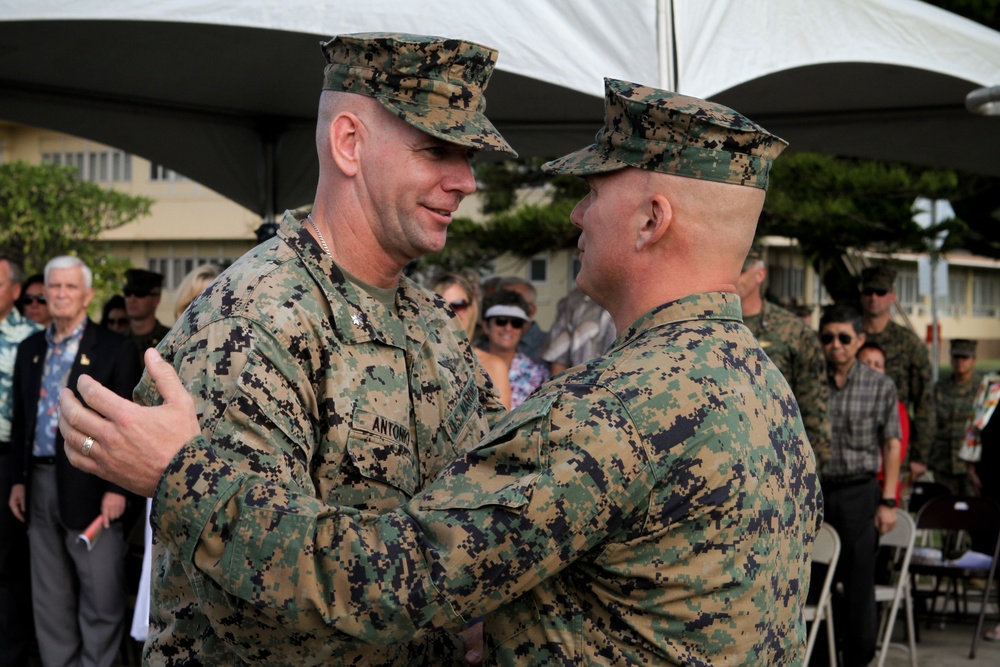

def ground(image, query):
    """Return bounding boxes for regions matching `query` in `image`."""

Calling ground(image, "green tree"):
[0,160,153,311]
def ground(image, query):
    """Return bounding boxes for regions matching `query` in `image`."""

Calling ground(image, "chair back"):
[907,481,951,515]
[880,508,916,553]
[915,496,1000,535]
[811,522,840,566]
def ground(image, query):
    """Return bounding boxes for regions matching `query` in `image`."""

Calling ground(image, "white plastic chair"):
[804,522,841,667]
[874,509,918,667]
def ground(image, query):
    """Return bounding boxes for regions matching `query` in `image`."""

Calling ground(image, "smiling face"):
[361,111,477,265]
[483,315,527,354]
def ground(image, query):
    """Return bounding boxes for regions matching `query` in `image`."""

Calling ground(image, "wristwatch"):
[879,498,898,508]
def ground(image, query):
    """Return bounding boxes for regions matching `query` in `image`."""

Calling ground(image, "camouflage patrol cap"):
[950,339,977,358]
[860,265,897,292]
[542,78,787,189]
[321,32,517,157]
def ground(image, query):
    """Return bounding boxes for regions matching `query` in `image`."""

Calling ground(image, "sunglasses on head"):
[820,332,855,346]
[19,295,46,305]
[448,299,471,312]
[862,288,888,297]
[105,317,129,327]
[489,317,525,329]
[123,289,159,298]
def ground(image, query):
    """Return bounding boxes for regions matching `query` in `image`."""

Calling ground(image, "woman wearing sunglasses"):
[430,272,512,410]
[482,290,550,409]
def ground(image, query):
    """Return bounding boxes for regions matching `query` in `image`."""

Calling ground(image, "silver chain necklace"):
[305,214,331,256]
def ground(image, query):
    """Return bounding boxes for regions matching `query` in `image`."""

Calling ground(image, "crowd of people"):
[0,27,995,667]
[0,259,222,667]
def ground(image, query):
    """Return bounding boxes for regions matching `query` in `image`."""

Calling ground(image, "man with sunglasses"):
[122,268,169,361]
[0,255,40,667]
[60,79,821,665]
[819,303,901,666]
[859,265,934,483]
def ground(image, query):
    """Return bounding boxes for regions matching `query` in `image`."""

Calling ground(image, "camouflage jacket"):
[0,309,41,443]
[153,292,821,666]
[931,372,982,475]
[863,321,934,464]
[139,211,504,666]
[743,300,831,468]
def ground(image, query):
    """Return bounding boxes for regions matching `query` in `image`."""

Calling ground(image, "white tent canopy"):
[1,0,998,217]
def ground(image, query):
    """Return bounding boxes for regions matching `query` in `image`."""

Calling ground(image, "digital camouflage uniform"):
[151,292,821,666]
[931,371,982,493]
[743,300,831,468]
[137,212,504,666]
[864,321,934,465]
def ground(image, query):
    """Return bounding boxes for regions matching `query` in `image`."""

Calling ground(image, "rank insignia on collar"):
[351,314,364,328]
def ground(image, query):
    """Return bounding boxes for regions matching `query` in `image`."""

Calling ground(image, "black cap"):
[124,269,164,294]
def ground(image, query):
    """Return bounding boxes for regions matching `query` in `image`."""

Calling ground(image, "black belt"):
[822,473,875,491]
[32,456,56,465]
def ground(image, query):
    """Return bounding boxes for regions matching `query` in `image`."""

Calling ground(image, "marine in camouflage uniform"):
[860,266,935,470]
[739,259,831,468]
[133,32,515,666]
[133,79,820,665]
[930,339,981,494]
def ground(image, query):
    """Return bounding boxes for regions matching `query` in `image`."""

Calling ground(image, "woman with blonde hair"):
[429,271,512,410]
[174,263,222,319]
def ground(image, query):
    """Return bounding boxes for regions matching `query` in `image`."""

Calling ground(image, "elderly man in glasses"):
[819,303,901,667]
[859,264,934,483]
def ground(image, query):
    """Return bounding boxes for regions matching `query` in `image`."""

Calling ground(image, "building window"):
[148,256,235,290]
[42,150,131,182]
[768,265,805,306]
[972,273,1000,318]
[896,266,925,317]
[150,163,186,182]
[529,257,547,283]
[946,270,967,317]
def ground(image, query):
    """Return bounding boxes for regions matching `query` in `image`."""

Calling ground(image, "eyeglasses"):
[105,318,129,327]
[489,317,525,329]
[19,295,46,305]
[820,332,855,346]
[449,299,471,313]
[861,288,889,297]
[123,289,160,298]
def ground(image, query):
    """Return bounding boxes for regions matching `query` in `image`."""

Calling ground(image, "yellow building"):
[1,121,260,325]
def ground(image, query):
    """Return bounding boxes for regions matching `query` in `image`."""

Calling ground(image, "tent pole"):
[657,0,677,91]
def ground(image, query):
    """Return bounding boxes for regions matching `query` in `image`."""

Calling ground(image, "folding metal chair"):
[908,496,1000,659]
[804,522,841,667]
[874,509,917,667]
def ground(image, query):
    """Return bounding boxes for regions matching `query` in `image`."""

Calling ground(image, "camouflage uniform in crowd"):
[152,293,820,665]
[864,321,934,466]
[137,213,503,665]
[743,299,831,467]
[147,80,820,665]
[931,373,982,495]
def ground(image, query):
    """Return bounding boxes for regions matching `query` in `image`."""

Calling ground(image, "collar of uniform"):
[277,210,409,349]
[615,292,744,350]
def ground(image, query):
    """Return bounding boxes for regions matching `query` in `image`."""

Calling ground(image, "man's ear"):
[636,193,672,251]
[329,112,362,177]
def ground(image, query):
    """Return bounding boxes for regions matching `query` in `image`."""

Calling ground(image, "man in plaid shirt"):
[819,303,901,667]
